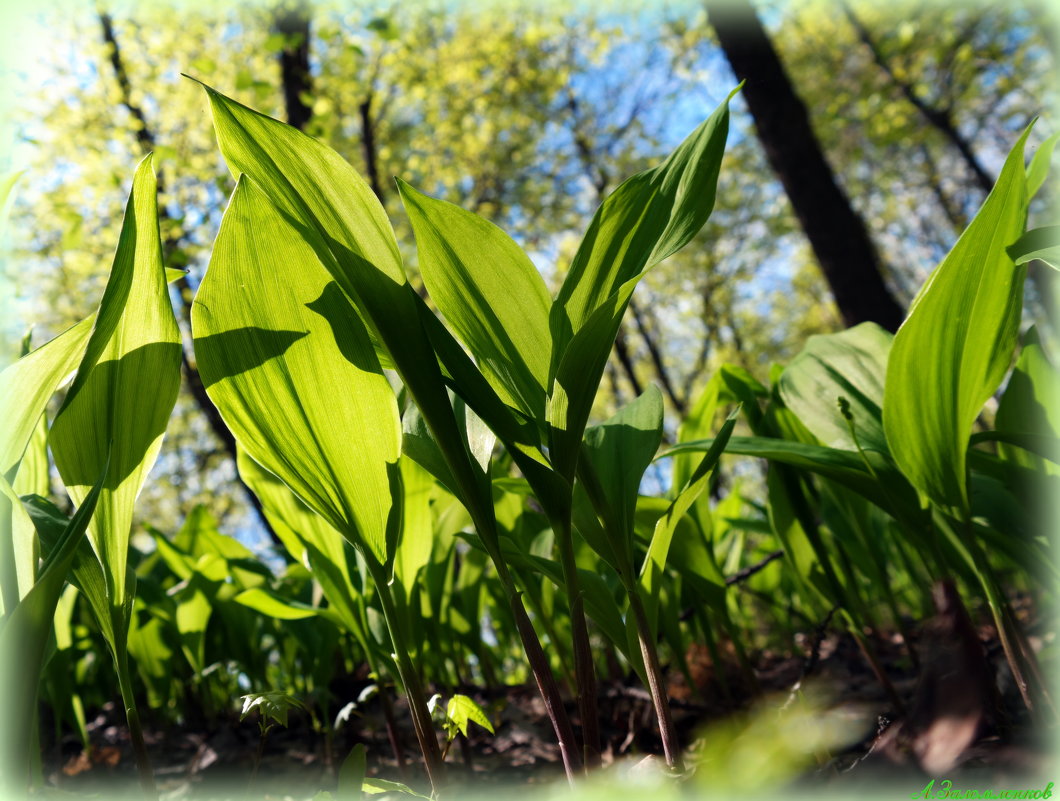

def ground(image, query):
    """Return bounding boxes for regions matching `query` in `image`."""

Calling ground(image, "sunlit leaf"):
[883,125,1033,512]
[546,89,735,478]
[1007,225,1060,270]
[778,322,892,453]
[50,155,181,608]
[640,409,737,624]
[0,465,104,780]
[0,317,93,480]
[398,179,552,422]
[192,176,399,564]
[581,386,664,583]
[446,693,495,736]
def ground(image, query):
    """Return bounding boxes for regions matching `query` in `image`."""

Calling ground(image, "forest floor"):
[41,595,1057,800]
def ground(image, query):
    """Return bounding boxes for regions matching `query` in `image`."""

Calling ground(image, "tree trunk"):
[275,3,314,133]
[706,0,906,332]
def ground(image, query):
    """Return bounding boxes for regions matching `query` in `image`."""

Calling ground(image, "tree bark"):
[275,3,314,133]
[706,0,906,332]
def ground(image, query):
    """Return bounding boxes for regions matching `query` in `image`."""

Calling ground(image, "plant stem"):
[114,645,156,798]
[364,557,445,794]
[247,726,267,797]
[377,678,408,776]
[552,516,601,768]
[628,588,684,772]
[498,562,581,783]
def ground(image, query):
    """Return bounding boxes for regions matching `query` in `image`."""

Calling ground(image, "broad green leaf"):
[362,778,430,798]
[550,88,737,366]
[0,316,93,480]
[233,588,319,620]
[0,465,103,782]
[1007,225,1060,270]
[175,576,213,673]
[237,448,368,642]
[338,743,366,800]
[236,447,348,569]
[50,156,181,609]
[9,411,48,601]
[1026,132,1059,198]
[397,179,552,421]
[883,125,1033,512]
[581,386,664,583]
[22,494,121,647]
[394,457,435,592]
[446,693,495,736]
[549,276,639,478]
[662,436,921,522]
[778,323,892,454]
[994,327,1060,471]
[194,81,497,553]
[640,410,737,625]
[547,91,734,477]
[192,176,399,564]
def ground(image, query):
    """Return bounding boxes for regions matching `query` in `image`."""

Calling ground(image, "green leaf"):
[239,691,305,728]
[994,327,1060,470]
[778,322,892,454]
[338,743,366,800]
[362,778,430,798]
[232,588,319,620]
[22,494,120,647]
[581,386,664,583]
[550,89,736,365]
[397,179,552,422]
[1026,132,1059,198]
[1007,225,1060,270]
[192,176,399,564]
[393,457,435,593]
[640,409,738,624]
[546,91,734,477]
[446,693,495,736]
[50,155,181,609]
[0,463,104,779]
[662,436,921,522]
[0,316,93,480]
[883,125,1033,512]
[192,79,498,557]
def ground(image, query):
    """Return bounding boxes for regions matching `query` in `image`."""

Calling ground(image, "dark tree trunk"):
[706,0,906,333]
[275,3,314,132]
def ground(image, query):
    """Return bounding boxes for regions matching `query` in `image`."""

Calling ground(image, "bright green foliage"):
[4,10,1056,790]
[1008,226,1060,271]
[445,694,495,737]
[884,126,1033,512]
[0,468,104,789]
[548,89,736,479]
[398,179,552,422]
[779,323,892,454]
[580,387,665,582]
[240,690,306,732]
[50,156,181,609]
[995,326,1060,472]
[641,409,738,624]
[0,317,93,482]
[192,176,400,565]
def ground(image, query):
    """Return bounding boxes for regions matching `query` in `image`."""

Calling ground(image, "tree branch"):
[99,10,281,544]
[842,3,995,195]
